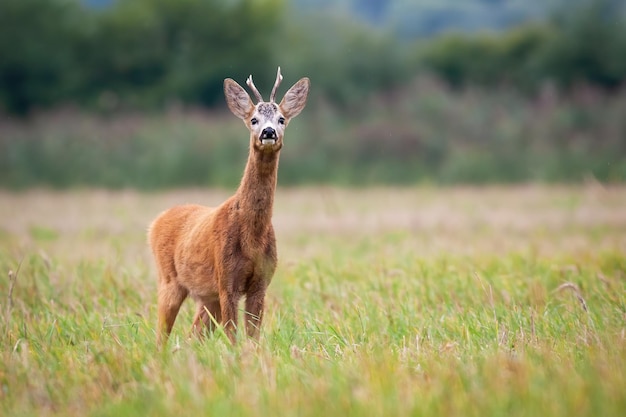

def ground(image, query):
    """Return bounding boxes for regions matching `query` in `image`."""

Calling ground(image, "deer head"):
[224,67,310,152]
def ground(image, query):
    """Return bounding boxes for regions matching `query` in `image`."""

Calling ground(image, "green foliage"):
[1,0,625,115]
[0,112,250,189]
[0,0,88,114]
[2,81,624,189]
[542,2,626,89]
[81,0,283,109]
[278,14,408,107]
[419,2,626,92]
[0,0,624,187]
[0,0,284,114]
[418,25,553,90]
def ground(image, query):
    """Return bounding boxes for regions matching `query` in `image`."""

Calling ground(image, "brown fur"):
[149,69,309,345]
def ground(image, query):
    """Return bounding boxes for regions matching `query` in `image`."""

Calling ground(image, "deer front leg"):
[245,283,267,341]
[219,290,239,344]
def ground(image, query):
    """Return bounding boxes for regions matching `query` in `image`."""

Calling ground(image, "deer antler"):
[270,67,283,103]
[246,75,263,103]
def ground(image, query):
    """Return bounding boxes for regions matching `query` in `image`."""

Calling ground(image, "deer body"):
[149,68,309,345]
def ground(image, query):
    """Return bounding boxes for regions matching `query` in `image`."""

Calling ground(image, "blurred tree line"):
[1,0,625,188]
[0,0,625,115]
[0,0,283,114]
[420,2,626,92]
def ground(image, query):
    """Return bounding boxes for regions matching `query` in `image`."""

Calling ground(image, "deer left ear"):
[224,78,253,120]
[279,77,310,120]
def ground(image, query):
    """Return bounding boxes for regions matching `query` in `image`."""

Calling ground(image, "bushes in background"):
[0,0,283,114]
[2,80,624,188]
[0,0,624,187]
[0,0,625,115]
[420,4,626,92]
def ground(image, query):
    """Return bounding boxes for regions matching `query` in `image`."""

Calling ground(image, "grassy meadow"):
[1,185,625,416]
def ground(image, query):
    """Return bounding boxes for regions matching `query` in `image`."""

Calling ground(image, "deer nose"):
[261,127,277,139]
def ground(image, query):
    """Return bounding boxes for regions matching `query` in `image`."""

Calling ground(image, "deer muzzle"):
[261,127,277,145]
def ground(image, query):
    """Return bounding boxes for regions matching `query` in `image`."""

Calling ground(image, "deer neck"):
[234,146,280,233]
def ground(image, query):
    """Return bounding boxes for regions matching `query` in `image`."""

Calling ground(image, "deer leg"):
[244,286,266,340]
[219,290,239,344]
[191,297,221,338]
[157,281,188,346]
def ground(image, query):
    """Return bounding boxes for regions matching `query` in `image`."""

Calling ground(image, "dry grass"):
[1,184,624,260]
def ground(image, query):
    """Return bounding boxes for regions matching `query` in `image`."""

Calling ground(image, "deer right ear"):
[224,78,253,120]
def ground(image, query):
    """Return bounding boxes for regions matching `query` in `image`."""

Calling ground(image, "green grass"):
[1,186,625,416]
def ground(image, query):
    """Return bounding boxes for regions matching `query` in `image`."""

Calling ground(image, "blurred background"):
[0,0,625,189]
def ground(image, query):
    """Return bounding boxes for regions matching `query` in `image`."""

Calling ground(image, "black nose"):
[261,127,277,139]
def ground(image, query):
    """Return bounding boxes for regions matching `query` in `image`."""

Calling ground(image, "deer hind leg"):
[191,297,221,338]
[157,281,188,346]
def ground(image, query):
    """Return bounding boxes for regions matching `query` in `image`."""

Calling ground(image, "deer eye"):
[251,118,258,125]
[278,117,285,125]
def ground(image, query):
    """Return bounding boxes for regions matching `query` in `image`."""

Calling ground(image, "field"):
[1,185,625,416]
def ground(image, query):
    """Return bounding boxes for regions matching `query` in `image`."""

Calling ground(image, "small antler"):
[246,75,263,103]
[269,66,283,103]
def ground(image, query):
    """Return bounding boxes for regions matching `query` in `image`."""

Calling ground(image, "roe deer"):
[149,68,310,345]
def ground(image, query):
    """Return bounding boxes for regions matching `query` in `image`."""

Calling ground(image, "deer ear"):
[279,77,310,119]
[224,78,253,120]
